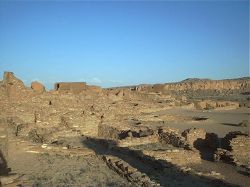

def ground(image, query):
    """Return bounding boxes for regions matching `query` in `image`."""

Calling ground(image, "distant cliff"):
[136,78,249,93]
[114,77,249,102]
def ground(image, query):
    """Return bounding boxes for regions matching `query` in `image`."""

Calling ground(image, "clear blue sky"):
[0,1,249,89]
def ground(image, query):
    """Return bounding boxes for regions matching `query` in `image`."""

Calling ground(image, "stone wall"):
[98,123,157,141]
[54,82,87,93]
[213,132,250,169]
[195,100,239,110]
[54,82,102,94]
[2,72,33,100]
[102,155,160,187]
[182,128,206,149]
[158,129,189,149]
[221,131,248,151]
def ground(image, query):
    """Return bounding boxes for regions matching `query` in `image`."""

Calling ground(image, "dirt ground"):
[3,137,132,187]
[153,108,250,137]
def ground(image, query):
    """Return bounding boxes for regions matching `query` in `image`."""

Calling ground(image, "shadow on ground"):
[81,137,238,187]
[0,150,11,175]
[221,123,240,127]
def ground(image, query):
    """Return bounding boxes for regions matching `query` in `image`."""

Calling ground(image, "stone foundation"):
[102,155,160,187]
[158,129,189,149]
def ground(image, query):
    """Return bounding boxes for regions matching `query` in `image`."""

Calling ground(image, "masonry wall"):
[54,82,87,93]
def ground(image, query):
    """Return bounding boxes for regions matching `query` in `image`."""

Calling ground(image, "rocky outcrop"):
[143,78,250,92]
[128,78,250,102]
[31,81,45,93]
[163,78,250,92]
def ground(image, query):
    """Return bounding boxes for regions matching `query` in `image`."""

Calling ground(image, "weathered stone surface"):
[222,131,248,151]
[3,72,25,88]
[194,100,239,110]
[182,128,206,148]
[227,134,249,166]
[31,81,45,92]
[102,155,160,187]
[195,101,208,110]
[2,72,32,100]
[214,148,235,164]
[98,123,158,144]
[216,132,250,168]
[1,72,249,186]
[54,82,102,94]
[55,82,87,93]
[159,128,189,149]
[140,78,250,93]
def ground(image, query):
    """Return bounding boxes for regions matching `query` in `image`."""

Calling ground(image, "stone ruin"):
[214,131,250,169]
[98,122,250,166]
[2,72,31,100]
[54,82,102,94]
[54,82,87,93]
[0,72,249,186]
[31,81,45,93]
[195,100,240,110]
[102,155,160,187]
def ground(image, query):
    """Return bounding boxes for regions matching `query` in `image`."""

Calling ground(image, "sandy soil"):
[154,108,250,137]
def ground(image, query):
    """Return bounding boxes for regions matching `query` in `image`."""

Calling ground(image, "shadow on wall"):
[193,138,219,161]
[81,137,237,187]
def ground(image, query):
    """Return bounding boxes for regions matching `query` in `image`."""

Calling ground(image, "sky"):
[0,0,249,89]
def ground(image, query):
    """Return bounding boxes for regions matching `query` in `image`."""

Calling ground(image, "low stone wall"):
[195,100,239,110]
[98,123,121,140]
[158,129,189,149]
[102,155,160,187]
[214,132,250,169]
[221,131,248,151]
[182,128,206,149]
[214,148,235,165]
[98,123,157,141]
